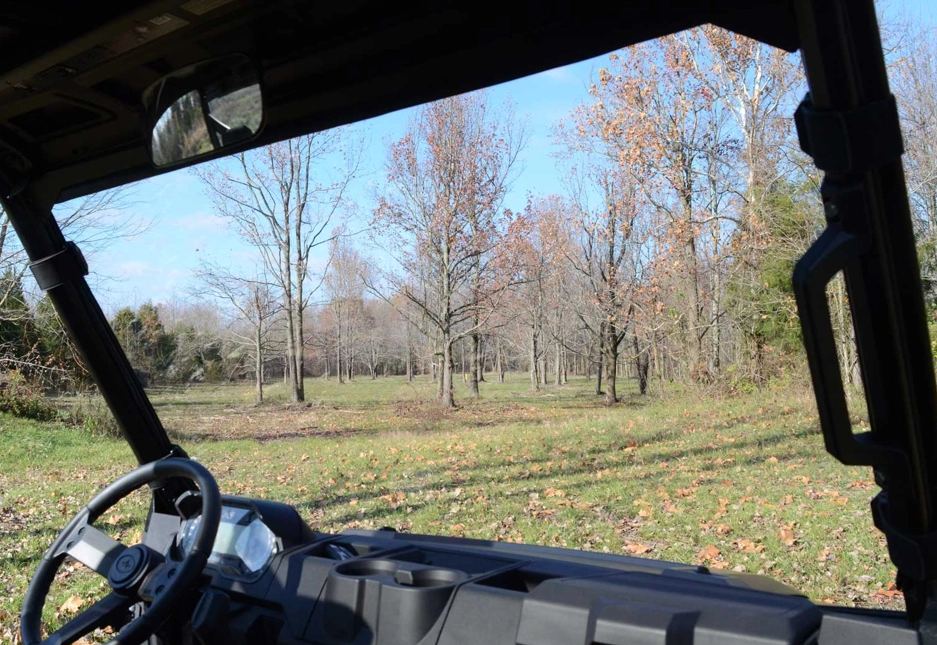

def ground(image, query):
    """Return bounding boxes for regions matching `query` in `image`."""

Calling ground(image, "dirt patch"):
[0,506,26,534]
[255,426,363,443]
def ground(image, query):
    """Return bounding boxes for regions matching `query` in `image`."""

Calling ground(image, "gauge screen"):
[178,505,278,579]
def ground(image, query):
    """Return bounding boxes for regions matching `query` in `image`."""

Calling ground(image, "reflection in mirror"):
[146,55,262,167]
[151,91,213,166]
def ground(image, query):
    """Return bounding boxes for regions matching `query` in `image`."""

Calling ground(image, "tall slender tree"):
[370,92,525,407]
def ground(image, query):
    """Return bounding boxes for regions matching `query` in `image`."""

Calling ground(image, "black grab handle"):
[792,224,878,466]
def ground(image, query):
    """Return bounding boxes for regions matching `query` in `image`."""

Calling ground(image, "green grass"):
[0,373,902,642]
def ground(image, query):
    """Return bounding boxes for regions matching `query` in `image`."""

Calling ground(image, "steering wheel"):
[20,458,221,645]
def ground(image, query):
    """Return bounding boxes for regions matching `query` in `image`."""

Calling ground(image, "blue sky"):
[59,0,936,312]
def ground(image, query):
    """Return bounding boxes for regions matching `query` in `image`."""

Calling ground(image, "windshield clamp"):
[28,241,88,291]
[794,93,903,174]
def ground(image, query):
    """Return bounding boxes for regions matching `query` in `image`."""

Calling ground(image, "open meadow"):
[0,374,900,640]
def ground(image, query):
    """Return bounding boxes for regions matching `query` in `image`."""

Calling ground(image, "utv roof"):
[0,1,798,204]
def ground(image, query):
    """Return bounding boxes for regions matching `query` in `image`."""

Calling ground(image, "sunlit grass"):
[0,374,901,642]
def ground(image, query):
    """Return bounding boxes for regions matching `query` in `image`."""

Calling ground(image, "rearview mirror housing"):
[143,54,263,167]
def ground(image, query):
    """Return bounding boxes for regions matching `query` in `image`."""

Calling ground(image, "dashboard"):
[149,496,914,645]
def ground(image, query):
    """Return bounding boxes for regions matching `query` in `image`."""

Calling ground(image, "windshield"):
[4,12,936,637]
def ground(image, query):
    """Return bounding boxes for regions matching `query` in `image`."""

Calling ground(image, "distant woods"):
[4,22,937,409]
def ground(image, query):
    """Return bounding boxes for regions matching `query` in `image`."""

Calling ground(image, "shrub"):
[71,394,122,439]
[0,370,57,421]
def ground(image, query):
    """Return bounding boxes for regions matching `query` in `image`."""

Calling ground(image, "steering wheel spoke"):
[45,592,133,645]
[59,524,127,578]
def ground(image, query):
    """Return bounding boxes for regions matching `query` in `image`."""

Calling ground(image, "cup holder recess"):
[334,558,399,578]
[332,558,465,588]
[396,567,463,588]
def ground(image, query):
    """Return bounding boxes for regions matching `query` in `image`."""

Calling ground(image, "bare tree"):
[369,92,525,407]
[195,263,279,403]
[194,131,363,402]
[325,233,367,383]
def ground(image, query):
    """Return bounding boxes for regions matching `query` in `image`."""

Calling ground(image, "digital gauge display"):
[178,505,278,580]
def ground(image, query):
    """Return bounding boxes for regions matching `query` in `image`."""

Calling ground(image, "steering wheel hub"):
[108,544,152,591]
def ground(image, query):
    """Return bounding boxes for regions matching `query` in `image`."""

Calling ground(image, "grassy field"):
[0,373,902,642]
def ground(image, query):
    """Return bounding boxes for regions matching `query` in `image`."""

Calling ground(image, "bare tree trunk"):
[604,322,618,405]
[594,322,604,396]
[634,333,648,395]
[255,325,264,404]
[337,319,344,384]
[460,340,467,383]
[496,338,505,383]
[554,341,562,386]
[530,328,540,391]
[281,226,302,401]
[477,335,486,382]
[441,340,454,407]
[468,331,480,396]
[685,229,701,382]
[406,324,414,382]
[709,205,722,377]
[295,306,305,400]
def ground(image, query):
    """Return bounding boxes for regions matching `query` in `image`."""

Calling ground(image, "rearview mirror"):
[143,54,263,167]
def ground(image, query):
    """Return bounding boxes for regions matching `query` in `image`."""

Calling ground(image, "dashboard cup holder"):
[323,557,468,644]
[395,567,463,588]
[333,558,398,578]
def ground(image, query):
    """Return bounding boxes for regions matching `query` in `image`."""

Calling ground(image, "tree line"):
[2,21,937,409]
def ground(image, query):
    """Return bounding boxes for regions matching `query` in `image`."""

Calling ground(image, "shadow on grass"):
[294,422,825,527]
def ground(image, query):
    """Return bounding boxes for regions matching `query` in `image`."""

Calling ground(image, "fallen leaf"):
[59,595,84,615]
[626,542,651,554]
[700,545,721,560]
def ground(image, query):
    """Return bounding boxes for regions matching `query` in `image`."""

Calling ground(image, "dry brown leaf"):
[59,595,84,615]
[700,544,721,560]
[626,542,651,555]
